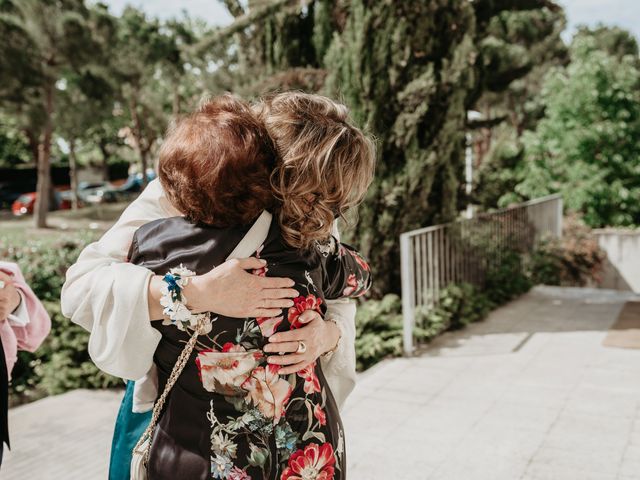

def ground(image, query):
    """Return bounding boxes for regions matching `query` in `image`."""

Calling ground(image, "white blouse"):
[60,180,357,410]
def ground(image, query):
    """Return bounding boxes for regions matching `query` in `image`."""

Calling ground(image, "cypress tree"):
[324,0,557,295]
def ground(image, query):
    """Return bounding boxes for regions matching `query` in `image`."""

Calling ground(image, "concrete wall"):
[593,229,640,292]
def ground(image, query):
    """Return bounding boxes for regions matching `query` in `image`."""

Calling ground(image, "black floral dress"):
[128,215,371,480]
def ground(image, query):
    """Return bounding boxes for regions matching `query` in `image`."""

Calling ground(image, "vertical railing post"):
[400,232,415,356]
[555,196,563,238]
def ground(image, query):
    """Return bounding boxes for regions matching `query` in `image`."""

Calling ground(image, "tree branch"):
[219,0,245,18]
[473,0,561,29]
[193,0,300,55]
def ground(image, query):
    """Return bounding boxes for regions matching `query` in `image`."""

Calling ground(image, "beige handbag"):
[130,210,273,479]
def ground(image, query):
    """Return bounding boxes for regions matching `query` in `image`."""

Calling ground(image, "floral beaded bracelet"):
[160,265,210,332]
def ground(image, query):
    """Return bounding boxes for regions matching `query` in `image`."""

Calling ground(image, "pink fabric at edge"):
[0,261,51,378]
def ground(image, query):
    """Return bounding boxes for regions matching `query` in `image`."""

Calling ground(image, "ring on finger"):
[296,340,307,354]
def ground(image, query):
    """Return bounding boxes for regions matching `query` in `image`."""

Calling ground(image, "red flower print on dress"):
[349,249,370,272]
[297,362,321,394]
[257,315,283,337]
[280,442,336,480]
[242,364,293,424]
[288,294,323,329]
[342,274,358,296]
[196,343,262,396]
[314,404,327,426]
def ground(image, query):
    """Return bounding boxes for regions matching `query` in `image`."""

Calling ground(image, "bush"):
[0,233,121,404]
[529,216,606,286]
[354,294,404,371]
[356,283,495,370]
[434,283,494,329]
[485,250,532,304]
[0,232,97,302]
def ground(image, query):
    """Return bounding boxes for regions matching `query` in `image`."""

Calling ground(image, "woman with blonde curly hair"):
[62,92,375,480]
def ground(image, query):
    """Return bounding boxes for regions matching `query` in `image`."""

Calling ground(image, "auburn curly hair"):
[254,92,376,250]
[158,94,276,227]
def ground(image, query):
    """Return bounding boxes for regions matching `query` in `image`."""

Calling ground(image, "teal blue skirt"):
[109,381,151,480]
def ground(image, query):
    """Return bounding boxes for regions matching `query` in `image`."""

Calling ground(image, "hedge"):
[1,233,121,405]
[1,215,606,402]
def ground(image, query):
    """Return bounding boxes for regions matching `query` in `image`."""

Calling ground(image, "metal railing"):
[400,194,563,355]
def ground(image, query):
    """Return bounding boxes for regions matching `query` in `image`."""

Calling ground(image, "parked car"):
[59,181,119,205]
[11,191,72,216]
[115,170,157,195]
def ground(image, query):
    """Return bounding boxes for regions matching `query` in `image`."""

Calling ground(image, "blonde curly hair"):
[254,92,376,250]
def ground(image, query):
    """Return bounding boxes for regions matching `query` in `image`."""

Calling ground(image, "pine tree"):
[472,6,567,209]
[0,0,105,227]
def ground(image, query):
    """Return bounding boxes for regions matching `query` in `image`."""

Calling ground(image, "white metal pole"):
[465,110,483,219]
[400,233,415,356]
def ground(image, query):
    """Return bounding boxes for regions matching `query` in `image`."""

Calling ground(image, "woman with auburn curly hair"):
[62,92,375,480]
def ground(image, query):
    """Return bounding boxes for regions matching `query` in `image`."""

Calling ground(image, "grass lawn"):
[0,202,129,244]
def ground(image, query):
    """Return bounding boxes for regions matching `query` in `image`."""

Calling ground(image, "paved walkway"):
[4,286,640,479]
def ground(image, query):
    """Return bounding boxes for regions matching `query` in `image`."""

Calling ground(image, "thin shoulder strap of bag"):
[133,210,273,464]
[226,210,272,261]
[133,318,205,463]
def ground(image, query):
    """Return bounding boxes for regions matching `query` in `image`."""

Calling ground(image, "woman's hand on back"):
[148,257,298,320]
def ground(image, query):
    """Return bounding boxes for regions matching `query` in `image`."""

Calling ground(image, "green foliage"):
[475,7,567,132]
[572,25,639,60]
[0,233,121,403]
[484,250,532,304]
[0,232,97,301]
[0,1,213,220]
[0,117,30,167]
[356,283,494,370]
[354,294,403,371]
[10,301,121,402]
[512,31,640,227]
[529,216,606,286]
[0,0,114,225]
[473,129,524,208]
[472,7,567,211]
[417,283,494,332]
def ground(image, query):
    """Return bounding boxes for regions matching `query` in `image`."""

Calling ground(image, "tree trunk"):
[129,94,150,189]
[99,139,110,182]
[34,83,55,229]
[68,138,79,210]
[140,148,149,189]
[25,129,39,166]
